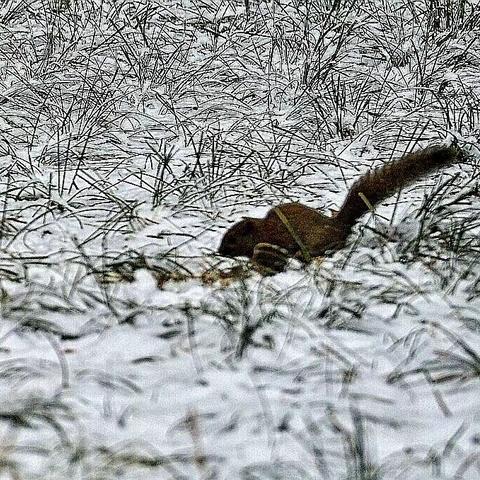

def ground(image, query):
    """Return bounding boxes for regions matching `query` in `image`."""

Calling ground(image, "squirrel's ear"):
[239,218,256,235]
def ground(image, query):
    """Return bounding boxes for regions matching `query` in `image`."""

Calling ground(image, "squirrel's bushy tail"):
[335,144,462,227]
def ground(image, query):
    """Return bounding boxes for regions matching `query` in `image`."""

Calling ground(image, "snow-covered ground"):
[0,1,479,478]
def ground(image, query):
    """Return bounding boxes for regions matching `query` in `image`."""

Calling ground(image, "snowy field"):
[1,0,480,478]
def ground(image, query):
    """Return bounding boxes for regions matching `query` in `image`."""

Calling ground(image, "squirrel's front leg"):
[252,243,289,274]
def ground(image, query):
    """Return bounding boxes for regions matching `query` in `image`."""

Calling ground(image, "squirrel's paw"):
[252,243,289,275]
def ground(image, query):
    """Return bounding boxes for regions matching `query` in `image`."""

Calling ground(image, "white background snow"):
[0,0,480,479]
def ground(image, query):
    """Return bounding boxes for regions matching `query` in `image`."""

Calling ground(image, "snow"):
[0,0,479,479]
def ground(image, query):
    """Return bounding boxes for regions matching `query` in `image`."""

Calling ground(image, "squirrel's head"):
[218,218,260,259]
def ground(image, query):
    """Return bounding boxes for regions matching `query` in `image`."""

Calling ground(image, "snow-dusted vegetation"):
[0,0,479,478]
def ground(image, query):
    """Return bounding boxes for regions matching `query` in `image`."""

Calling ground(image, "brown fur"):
[218,145,461,262]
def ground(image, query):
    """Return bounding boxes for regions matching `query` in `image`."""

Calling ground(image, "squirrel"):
[218,145,462,269]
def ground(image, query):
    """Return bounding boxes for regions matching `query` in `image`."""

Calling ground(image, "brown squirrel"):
[218,145,461,268]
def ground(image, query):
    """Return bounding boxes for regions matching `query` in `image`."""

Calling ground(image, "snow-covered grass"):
[0,0,480,478]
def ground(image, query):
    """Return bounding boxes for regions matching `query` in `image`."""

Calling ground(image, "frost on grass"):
[0,0,480,479]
